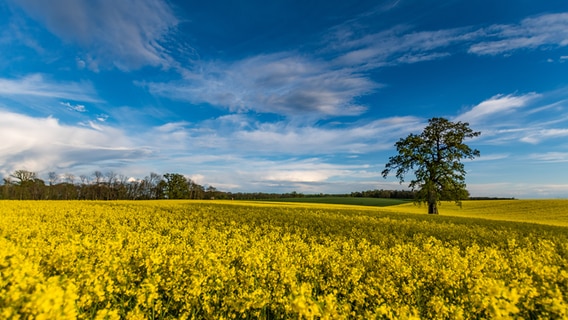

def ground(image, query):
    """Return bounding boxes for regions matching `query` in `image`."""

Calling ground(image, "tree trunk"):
[428,201,438,214]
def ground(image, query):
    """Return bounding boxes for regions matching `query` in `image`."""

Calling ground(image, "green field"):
[257,197,410,207]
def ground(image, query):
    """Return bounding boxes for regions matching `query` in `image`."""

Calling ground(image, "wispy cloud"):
[326,12,568,69]
[329,25,477,68]
[10,0,179,71]
[456,93,539,124]
[146,53,378,118]
[0,74,99,102]
[61,101,86,112]
[231,116,421,154]
[141,115,422,156]
[521,129,568,144]
[529,152,568,162]
[474,153,510,161]
[453,90,568,146]
[469,13,568,55]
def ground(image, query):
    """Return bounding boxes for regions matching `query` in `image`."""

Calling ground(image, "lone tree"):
[382,117,480,214]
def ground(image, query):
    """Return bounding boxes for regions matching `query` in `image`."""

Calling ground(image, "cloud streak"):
[529,152,568,163]
[142,115,422,156]
[456,93,540,124]
[521,129,568,144]
[469,13,568,55]
[11,0,179,71]
[0,74,99,102]
[61,102,87,112]
[454,90,568,146]
[326,12,568,69]
[146,53,378,118]
[329,25,476,68]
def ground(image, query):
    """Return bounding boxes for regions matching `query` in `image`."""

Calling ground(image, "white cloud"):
[61,101,86,112]
[141,115,421,156]
[0,110,150,177]
[264,171,329,183]
[113,114,424,192]
[451,90,568,146]
[11,0,179,71]
[0,74,99,102]
[231,117,420,154]
[456,93,539,124]
[146,53,378,118]
[474,153,510,161]
[529,152,568,162]
[469,13,568,55]
[330,25,475,68]
[327,12,568,69]
[521,129,568,144]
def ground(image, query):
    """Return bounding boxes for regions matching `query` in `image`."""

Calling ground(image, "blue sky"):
[1,0,568,198]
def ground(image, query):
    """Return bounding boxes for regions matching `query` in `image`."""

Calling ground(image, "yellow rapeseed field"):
[1,200,567,319]
[383,199,568,227]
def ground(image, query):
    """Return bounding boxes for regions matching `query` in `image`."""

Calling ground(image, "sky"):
[1,0,568,198]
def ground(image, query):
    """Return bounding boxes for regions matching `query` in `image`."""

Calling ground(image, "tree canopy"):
[382,117,480,214]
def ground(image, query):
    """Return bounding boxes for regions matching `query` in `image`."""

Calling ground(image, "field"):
[382,199,568,227]
[258,197,409,207]
[1,200,567,319]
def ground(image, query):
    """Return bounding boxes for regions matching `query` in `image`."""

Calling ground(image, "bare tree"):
[64,173,75,184]
[80,174,90,185]
[10,170,37,183]
[93,171,104,184]
[48,172,58,185]
[106,171,117,185]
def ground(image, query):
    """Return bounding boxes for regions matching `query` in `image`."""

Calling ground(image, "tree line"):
[0,170,219,201]
[1,169,423,201]
[350,189,417,199]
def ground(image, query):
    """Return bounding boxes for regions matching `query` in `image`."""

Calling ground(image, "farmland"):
[258,197,410,207]
[382,199,568,227]
[1,200,567,319]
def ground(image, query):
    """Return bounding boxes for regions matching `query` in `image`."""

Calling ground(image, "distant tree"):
[80,175,90,185]
[7,170,47,200]
[382,117,480,214]
[163,173,190,199]
[106,171,117,185]
[188,180,204,199]
[1,177,13,199]
[64,173,75,184]
[205,186,218,199]
[144,172,163,199]
[93,171,104,184]
[10,169,37,183]
[48,172,58,186]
